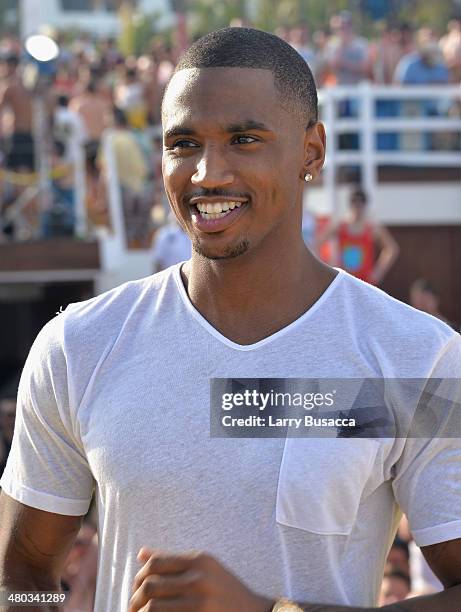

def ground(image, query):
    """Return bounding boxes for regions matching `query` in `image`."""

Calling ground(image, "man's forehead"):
[162,66,284,128]
[164,66,276,106]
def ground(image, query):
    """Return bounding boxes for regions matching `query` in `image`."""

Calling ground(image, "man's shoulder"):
[69,95,83,108]
[339,272,458,351]
[60,268,176,340]
[395,52,419,75]
[402,55,423,75]
[0,79,13,98]
[72,267,172,309]
[23,269,180,410]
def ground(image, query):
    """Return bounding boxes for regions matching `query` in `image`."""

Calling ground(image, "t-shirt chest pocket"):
[276,437,379,535]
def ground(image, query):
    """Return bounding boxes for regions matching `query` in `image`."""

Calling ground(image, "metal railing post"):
[360,81,377,206]
[323,87,337,220]
[102,129,127,249]
[74,139,87,238]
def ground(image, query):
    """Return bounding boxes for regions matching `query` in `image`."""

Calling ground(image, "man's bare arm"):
[292,586,461,611]
[372,224,399,285]
[0,491,84,611]
[0,84,10,115]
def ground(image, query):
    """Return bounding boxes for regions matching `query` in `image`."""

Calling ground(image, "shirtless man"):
[69,80,109,168]
[0,54,34,172]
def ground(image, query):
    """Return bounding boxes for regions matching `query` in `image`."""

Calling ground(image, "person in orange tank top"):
[316,187,399,285]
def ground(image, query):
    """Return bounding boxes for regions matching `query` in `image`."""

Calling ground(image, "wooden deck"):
[0,239,100,272]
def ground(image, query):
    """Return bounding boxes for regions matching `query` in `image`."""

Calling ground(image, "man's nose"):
[191,146,234,188]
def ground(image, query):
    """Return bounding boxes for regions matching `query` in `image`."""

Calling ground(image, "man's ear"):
[301,121,326,181]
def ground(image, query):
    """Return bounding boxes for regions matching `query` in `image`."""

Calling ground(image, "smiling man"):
[1,28,461,612]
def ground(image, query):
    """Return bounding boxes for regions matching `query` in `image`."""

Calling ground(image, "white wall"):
[21,0,174,39]
[306,183,461,225]
[21,0,56,39]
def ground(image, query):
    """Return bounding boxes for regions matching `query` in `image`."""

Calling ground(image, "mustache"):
[184,189,250,204]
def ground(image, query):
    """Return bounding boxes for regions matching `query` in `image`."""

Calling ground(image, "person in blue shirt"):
[394,42,449,84]
[394,42,450,151]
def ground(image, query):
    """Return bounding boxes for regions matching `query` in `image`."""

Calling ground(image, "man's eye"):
[170,140,199,149]
[233,135,258,144]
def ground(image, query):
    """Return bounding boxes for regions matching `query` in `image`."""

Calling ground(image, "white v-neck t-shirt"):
[2,264,461,611]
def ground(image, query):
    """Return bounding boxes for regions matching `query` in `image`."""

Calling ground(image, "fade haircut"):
[163,27,318,128]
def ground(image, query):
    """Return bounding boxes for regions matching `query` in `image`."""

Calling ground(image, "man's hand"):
[129,548,274,612]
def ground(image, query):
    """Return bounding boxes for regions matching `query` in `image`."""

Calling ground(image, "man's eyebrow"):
[163,120,272,140]
[225,120,272,133]
[163,126,196,139]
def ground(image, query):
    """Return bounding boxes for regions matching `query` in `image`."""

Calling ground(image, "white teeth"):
[199,211,228,220]
[196,201,245,213]
[194,201,248,221]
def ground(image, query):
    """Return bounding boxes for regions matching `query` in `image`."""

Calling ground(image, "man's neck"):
[181,241,337,345]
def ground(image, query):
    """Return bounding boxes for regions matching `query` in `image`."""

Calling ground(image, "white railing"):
[73,139,87,238]
[96,130,152,290]
[318,83,461,218]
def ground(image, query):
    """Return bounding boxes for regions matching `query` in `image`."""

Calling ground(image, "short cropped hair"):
[6,53,19,66]
[391,538,410,561]
[410,278,437,297]
[350,187,368,204]
[113,107,128,127]
[383,568,411,590]
[58,95,69,108]
[165,27,318,128]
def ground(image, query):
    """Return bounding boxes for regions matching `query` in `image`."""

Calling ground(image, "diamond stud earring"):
[304,173,313,182]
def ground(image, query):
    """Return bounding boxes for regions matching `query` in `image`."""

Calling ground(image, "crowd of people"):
[0,11,460,246]
[0,34,173,245]
[278,12,461,87]
[0,12,460,610]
